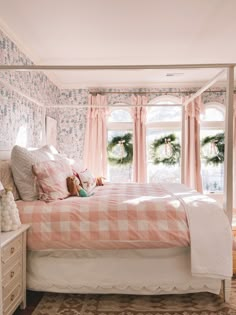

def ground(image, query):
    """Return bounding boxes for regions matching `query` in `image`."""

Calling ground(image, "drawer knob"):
[10,247,15,254]
[10,271,15,278]
[10,294,15,302]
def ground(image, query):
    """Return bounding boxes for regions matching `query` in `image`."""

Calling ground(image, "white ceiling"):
[0,0,235,88]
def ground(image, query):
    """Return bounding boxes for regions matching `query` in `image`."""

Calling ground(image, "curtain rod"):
[89,90,230,95]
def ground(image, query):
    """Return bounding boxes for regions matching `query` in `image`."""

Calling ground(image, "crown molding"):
[0,17,41,63]
[0,18,62,89]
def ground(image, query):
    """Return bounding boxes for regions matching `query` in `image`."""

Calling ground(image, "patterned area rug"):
[32,282,236,315]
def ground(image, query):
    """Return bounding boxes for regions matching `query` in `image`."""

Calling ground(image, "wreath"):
[201,132,224,165]
[107,133,133,165]
[151,134,181,166]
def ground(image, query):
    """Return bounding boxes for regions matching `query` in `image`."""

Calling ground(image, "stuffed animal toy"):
[96,176,105,186]
[67,176,89,197]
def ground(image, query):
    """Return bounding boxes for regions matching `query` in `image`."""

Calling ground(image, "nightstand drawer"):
[1,224,30,314]
[3,283,22,314]
[2,251,21,275]
[2,260,22,288]
[1,235,22,264]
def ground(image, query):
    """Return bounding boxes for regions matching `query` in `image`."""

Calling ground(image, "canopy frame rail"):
[0,63,235,224]
[0,63,235,70]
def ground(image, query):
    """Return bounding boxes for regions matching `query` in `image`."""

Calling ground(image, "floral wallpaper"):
[0,83,44,148]
[46,106,87,160]
[0,30,60,104]
[0,30,59,150]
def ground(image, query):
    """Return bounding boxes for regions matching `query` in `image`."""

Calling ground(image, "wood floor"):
[13,291,44,315]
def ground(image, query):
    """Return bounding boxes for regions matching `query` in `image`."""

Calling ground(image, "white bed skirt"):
[27,247,222,295]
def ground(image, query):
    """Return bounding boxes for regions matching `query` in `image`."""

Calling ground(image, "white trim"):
[183,70,226,106]
[148,95,182,105]
[0,17,41,64]
[147,122,181,129]
[0,19,63,89]
[0,78,45,107]
[200,121,224,129]
[107,123,133,130]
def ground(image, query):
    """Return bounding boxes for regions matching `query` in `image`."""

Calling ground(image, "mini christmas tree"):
[0,187,21,232]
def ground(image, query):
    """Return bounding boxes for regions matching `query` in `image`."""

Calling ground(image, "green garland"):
[201,132,224,165]
[107,133,133,165]
[151,134,181,166]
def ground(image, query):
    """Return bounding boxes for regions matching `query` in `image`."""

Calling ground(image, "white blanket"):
[164,183,232,279]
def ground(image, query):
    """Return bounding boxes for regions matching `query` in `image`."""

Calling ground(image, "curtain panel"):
[183,96,203,193]
[233,94,236,210]
[131,95,147,183]
[83,94,108,177]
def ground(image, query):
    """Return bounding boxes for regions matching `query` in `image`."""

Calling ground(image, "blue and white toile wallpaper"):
[0,28,227,158]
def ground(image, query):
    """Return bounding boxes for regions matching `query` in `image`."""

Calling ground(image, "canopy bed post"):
[222,66,234,303]
[224,66,234,224]
[181,106,185,184]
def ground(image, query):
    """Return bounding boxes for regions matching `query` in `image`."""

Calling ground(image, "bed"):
[14,181,232,299]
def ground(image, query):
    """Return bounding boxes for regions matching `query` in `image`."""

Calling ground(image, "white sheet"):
[164,183,232,279]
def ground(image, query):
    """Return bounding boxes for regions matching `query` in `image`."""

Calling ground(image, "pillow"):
[33,159,73,201]
[0,161,20,200]
[11,145,62,201]
[78,169,96,193]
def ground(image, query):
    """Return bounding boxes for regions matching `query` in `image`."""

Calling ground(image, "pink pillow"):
[78,169,96,193]
[33,159,73,201]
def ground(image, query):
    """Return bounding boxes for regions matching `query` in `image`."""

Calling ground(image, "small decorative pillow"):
[33,159,73,201]
[11,145,62,201]
[78,169,96,193]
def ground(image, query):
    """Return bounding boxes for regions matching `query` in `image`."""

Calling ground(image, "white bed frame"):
[0,63,234,302]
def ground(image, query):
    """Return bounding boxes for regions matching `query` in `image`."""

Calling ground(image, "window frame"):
[200,102,225,193]
[107,104,133,131]
[146,95,183,184]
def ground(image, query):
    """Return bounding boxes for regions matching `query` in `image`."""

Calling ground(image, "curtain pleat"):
[183,96,203,192]
[83,94,108,177]
[131,95,147,183]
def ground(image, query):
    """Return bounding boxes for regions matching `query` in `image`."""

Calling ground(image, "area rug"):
[32,282,236,315]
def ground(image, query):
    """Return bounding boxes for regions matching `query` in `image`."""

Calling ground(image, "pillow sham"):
[33,159,73,201]
[11,145,62,201]
[0,160,20,200]
[78,169,96,193]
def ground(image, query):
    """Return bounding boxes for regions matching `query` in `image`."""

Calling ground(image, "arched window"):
[146,96,182,183]
[107,105,133,182]
[200,102,225,192]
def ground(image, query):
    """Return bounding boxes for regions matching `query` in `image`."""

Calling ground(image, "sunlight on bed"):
[123,195,170,205]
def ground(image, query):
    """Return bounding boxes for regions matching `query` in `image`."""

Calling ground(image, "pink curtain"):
[233,94,236,209]
[131,95,147,183]
[83,94,108,177]
[184,96,203,192]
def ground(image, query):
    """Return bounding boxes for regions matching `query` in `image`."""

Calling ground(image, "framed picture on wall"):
[46,116,57,148]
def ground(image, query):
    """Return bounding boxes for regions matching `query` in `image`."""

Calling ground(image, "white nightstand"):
[0,224,30,315]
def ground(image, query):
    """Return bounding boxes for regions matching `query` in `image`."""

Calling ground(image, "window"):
[107,106,133,182]
[200,103,225,193]
[146,96,182,183]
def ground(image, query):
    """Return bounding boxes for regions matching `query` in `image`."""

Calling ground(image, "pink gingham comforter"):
[16,183,190,251]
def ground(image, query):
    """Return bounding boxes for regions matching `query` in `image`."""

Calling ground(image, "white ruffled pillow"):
[11,145,62,201]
